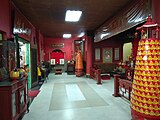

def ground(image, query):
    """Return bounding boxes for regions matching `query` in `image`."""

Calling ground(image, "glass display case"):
[0,40,16,81]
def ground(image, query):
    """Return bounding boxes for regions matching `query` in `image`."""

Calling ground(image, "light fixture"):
[63,34,71,38]
[100,33,110,39]
[78,32,85,37]
[65,10,82,22]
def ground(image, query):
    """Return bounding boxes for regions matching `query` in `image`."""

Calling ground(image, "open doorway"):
[0,33,2,40]
[123,42,132,62]
[17,37,31,89]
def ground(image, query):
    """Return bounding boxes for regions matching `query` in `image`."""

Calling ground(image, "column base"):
[75,69,84,77]
[131,109,160,120]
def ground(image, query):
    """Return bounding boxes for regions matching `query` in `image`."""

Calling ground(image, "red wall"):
[0,0,11,38]
[152,0,160,24]
[94,35,124,64]
[44,37,79,61]
[30,27,36,47]
[50,52,64,64]
[36,30,44,62]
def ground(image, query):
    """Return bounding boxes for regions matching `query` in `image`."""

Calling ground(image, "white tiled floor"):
[23,73,132,120]
[66,84,86,101]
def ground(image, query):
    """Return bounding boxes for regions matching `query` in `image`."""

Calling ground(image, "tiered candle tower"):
[75,49,84,77]
[130,15,160,120]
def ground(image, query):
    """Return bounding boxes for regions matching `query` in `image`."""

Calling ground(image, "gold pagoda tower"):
[130,15,160,120]
[75,49,84,77]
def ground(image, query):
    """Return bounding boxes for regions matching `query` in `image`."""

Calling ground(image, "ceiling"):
[12,0,132,38]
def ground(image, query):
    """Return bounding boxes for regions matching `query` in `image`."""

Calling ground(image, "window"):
[95,48,100,61]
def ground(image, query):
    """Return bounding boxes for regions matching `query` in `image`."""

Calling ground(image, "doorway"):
[123,42,132,62]
[30,48,38,87]
[15,36,31,89]
[0,33,2,40]
[19,41,31,88]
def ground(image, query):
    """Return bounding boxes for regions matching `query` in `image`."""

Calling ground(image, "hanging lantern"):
[130,15,160,120]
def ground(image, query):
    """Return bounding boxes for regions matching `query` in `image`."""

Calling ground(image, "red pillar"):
[112,74,121,97]
[96,69,102,85]
[132,38,140,60]
[85,33,93,77]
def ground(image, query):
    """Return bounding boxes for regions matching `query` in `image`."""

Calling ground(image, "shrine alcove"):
[50,49,64,65]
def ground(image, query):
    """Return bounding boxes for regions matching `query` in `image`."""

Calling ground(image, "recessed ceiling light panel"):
[63,34,72,38]
[65,10,82,22]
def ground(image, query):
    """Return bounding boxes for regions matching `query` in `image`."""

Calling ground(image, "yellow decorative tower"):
[130,15,160,120]
[75,49,84,77]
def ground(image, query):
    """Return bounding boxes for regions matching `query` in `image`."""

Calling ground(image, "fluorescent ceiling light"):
[65,10,82,22]
[63,34,71,38]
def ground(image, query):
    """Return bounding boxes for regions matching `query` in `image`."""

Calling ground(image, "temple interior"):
[0,0,160,120]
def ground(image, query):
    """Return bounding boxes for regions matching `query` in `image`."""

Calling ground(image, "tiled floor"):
[23,73,132,120]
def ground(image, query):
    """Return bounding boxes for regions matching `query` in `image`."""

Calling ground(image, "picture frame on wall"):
[103,48,112,63]
[60,59,64,64]
[50,59,55,65]
[114,48,120,60]
[95,48,100,61]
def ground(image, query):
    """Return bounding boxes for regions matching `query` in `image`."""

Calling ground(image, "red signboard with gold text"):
[13,9,32,41]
